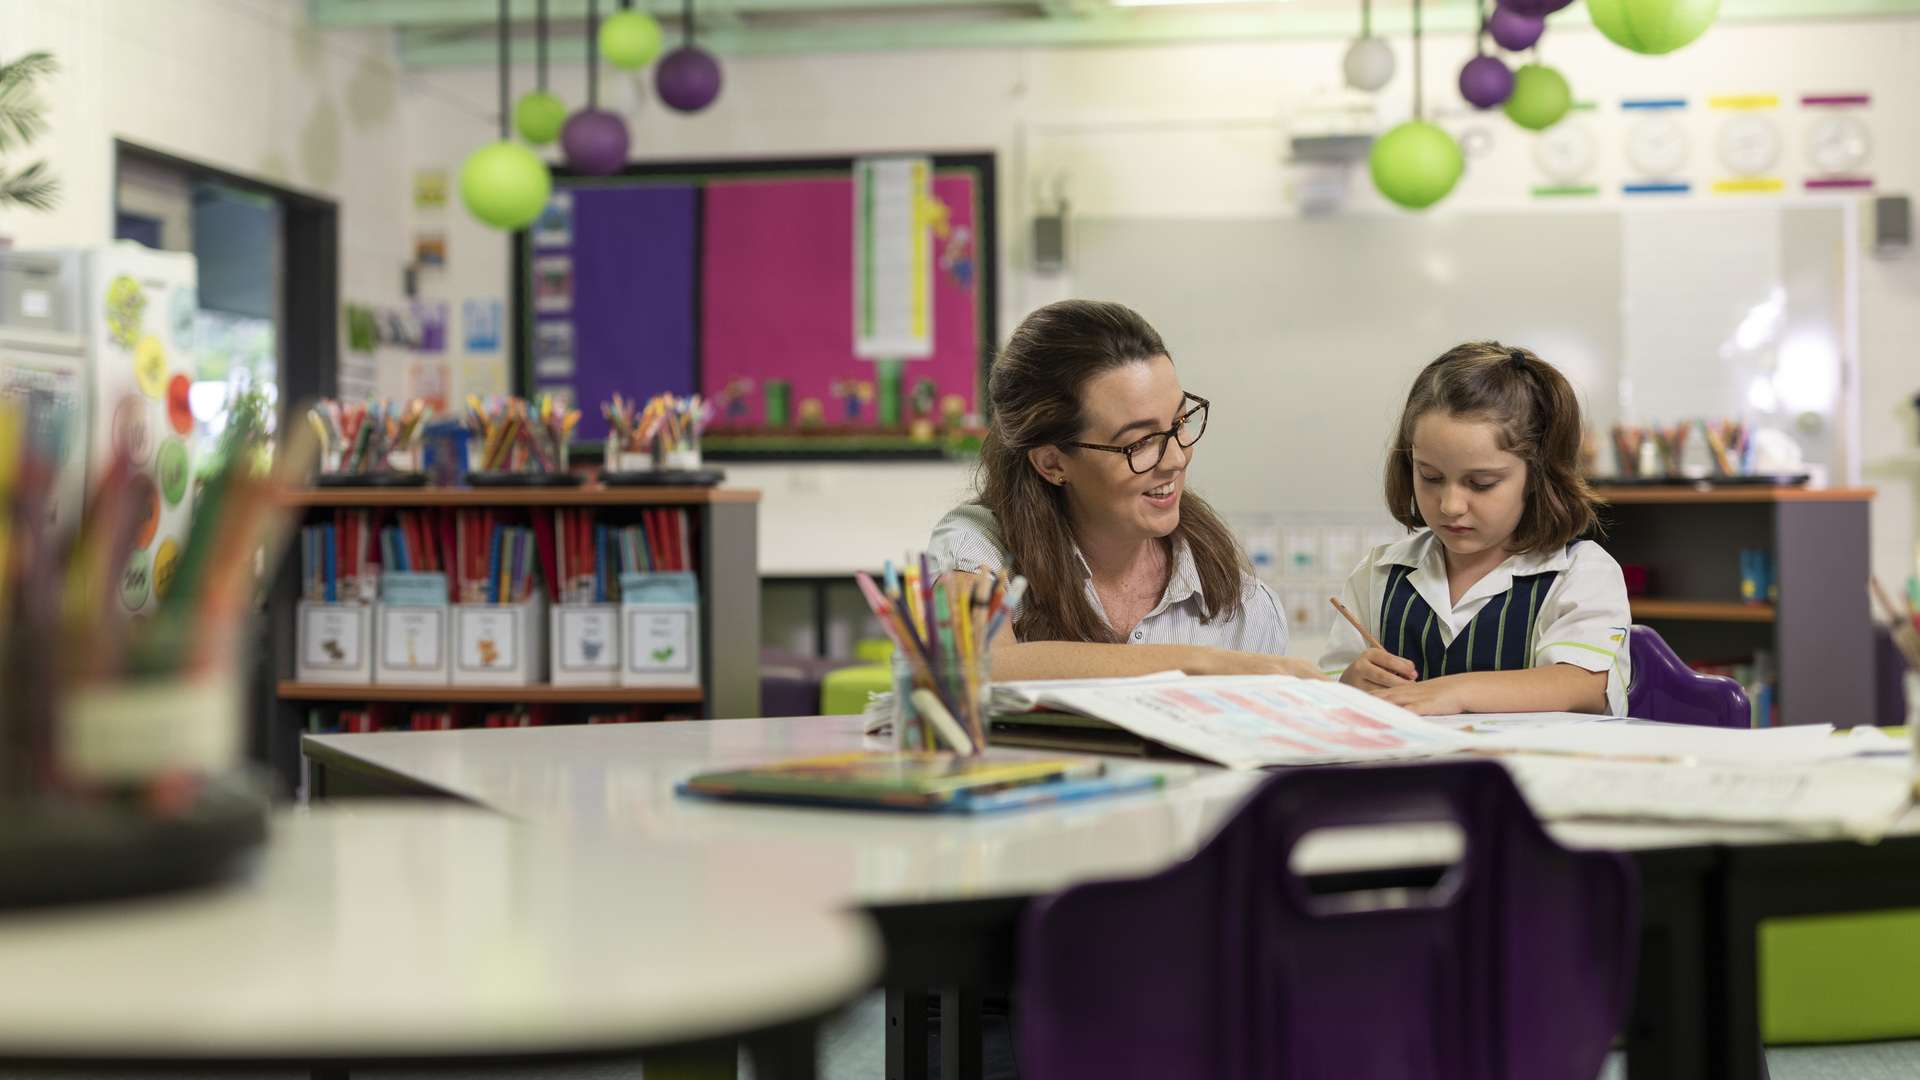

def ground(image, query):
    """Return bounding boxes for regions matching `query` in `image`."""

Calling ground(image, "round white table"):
[0,802,880,1078]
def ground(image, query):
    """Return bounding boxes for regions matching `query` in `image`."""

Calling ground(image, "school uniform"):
[928,503,1290,654]
[1319,529,1633,715]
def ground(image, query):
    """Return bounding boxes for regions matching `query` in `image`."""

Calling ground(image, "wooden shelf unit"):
[278,682,704,705]
[1597,486,1872,726]
[264,485,761,789]
[1629,600,1776,623]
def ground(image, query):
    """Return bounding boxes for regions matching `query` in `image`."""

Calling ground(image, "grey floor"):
[7,993,1920,1080]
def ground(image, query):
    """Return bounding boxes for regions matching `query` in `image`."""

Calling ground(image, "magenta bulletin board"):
[513,154,997,460]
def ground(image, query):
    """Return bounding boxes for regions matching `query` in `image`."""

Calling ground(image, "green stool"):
[820,664,890,717]
[1762,909,1920,1043]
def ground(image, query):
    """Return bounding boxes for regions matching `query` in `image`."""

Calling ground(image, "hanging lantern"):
[1460,55,1514,110]
[1493,0,1574,15]
[1587,0,1720,55]
[600,2,665,69]
[562,0,631,175]
[1458,4,1513,110]
[512,0,565,144]
[1504,63,1572,130]
[1487,5,1544,50]
[1371,0,1463,211]
[655,0,722,113]
[462,0,552,230]
[1342,0,1396,92]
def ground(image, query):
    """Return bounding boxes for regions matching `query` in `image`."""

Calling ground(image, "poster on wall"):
[853,155,935,361]
[413,231,447,269]
[413,169,448,210]
[463,298,502,353]
[413,301,448,353]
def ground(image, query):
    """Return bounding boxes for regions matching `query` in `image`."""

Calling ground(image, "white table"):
[303,716,1918,1080]
[0,802,879,1078]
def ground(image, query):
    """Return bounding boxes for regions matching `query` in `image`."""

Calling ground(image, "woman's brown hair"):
[1384,341,1602,553]
[975,300,1248,644]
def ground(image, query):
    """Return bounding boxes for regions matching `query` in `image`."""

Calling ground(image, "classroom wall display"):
[513,153,997,458]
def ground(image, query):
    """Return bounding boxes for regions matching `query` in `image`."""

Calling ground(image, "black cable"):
[497,0,508,137]
[684,0,695,46]
[588,0,599,107]
[537,0,548,90]
[1413,0,1424,118]
[1361,0,1371,37]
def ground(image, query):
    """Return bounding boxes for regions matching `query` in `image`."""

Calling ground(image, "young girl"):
[1321,342,1631,715]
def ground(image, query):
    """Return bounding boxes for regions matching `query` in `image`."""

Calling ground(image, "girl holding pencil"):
[1321,343,1632,716]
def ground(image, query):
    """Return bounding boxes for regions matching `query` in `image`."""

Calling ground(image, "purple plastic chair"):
[1017,760,1639,1080]
[1625,624,1751,728]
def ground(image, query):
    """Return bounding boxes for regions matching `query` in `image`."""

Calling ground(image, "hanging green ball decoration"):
[1504,63,1572,131]
[600,10,664,70]
[459,141,552,231]
[1587,0,1720,55]
[513,91,568,145]
[1369,120,1464,211]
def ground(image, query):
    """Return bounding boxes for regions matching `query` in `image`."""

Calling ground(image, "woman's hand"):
[1202,650,1328,680]
[1339,648,1418,692]
[1374,676,1472,716]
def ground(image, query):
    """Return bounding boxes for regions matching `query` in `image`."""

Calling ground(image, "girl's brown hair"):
[1385,341,1602,553]
[976,299,1247,644]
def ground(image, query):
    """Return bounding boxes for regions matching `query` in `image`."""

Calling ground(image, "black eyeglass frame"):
[1063,393,1209,474]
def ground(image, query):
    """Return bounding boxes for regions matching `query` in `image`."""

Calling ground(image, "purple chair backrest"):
[1017,760,1638,1080]
[1625,624,1751,728]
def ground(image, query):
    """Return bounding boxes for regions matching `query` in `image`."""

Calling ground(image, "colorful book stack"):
[454,511,540,604]
[679,751,1161,815]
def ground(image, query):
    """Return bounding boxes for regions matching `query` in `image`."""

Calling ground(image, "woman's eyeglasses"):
[1065,394,1209,474]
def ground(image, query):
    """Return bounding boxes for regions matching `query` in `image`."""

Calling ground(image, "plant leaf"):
[0,51,56,153]
[0,160,60,212]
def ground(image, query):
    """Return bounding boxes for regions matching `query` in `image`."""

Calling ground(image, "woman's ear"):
[1027,445,1069,487]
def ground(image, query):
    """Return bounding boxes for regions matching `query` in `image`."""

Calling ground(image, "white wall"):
[402,17,1920,593]
[0,0,416,347]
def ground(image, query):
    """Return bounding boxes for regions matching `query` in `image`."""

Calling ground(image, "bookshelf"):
[261,485,760,788]
[1593,485,1872,726]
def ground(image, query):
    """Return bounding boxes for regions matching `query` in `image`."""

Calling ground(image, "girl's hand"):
[1339,648,1418,691]
[1374,677,1472,716]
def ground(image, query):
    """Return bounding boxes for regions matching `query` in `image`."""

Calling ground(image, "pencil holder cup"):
[60,674,242,785]
[664,447,702,471]
[889,649,991,755]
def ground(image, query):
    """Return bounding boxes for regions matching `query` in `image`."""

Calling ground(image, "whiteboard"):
[1070,204,1851,520]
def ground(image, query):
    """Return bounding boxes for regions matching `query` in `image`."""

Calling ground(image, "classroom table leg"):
[746,1021,820,1080]
[1621,849,1716,1080]
[940,986,984,1080]
[309,1067,349,1080]
[886,986,931,1080]
[1713,888,1767,1080]
[642,1039,739,1079]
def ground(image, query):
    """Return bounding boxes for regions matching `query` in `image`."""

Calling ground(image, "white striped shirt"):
[926,504,1290,654]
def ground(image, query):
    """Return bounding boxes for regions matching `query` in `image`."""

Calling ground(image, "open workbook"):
[988,674,1472,770]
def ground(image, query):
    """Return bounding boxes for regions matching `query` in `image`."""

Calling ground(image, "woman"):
[929,299,1320,681]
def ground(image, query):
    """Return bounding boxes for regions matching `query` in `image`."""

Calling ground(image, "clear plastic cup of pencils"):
[856,560,1024,757]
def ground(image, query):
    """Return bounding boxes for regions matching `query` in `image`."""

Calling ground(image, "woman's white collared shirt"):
[927,504,1290,654]
[1318,529,1633,716]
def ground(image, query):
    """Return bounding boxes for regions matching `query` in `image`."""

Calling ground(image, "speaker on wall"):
[1873,194,1910,257]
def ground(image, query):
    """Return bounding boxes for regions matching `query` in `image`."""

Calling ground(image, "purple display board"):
[514,155,996,456]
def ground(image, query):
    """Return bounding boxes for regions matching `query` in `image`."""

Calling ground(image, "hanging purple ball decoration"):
[1488,5,1545,51]
[560,108,630,176]
[1494,0,1574,15]
[655,46,723,113]
[1459,54,1515,109]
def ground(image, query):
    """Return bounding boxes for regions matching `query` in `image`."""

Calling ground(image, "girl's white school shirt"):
[1318,529,1633,716]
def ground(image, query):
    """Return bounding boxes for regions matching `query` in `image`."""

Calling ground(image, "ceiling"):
[309,0,1920,61]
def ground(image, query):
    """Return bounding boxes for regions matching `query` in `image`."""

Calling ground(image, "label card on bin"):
[452,600,548,686]
[620,572,699,688]
[551,604,620,685]
[375,605,450,685]
[296,602,373,683]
